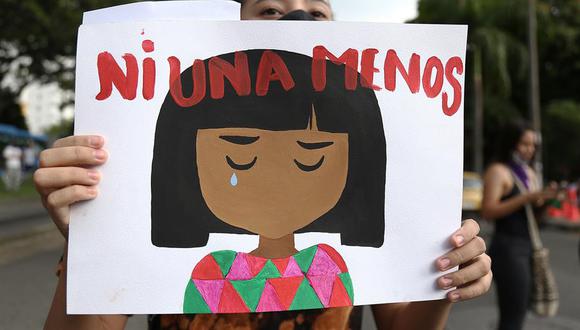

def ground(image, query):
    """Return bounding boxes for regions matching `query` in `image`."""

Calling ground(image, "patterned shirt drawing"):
[183,244,354,314]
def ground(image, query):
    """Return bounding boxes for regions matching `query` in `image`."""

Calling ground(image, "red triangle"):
[272,257,290,274]
[218,281,250,313]
[318,244,348,273]
[256,282,283,312]
[192,254,223,280]
[245,254,268,277]
[268,276,304,310]
[328,276,352,307]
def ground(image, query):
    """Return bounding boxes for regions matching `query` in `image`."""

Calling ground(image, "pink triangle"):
[193,280,225,313]
[256,282,284,312]
[307,248,341,277]
[226,253,252,280]
[308,275,335,307]
[283,257,303,277]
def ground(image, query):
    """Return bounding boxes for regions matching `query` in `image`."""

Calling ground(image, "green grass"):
[0,174,40,202]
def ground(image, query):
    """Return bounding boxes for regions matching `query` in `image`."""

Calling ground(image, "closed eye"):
[297,141,334,150]
[226,156,257,170]
[294,156,325,172]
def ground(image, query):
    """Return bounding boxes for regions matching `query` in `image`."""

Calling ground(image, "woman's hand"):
[33,135,107,238]
[436,219,492,302]
[526,188,558,206]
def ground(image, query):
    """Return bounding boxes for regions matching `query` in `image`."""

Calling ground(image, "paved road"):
[1,215,578,329]
[0,213,149,329]
[446,223,580,330]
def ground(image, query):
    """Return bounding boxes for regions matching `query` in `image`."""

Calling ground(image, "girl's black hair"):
[495,119,535,163]
[151,49,386,248]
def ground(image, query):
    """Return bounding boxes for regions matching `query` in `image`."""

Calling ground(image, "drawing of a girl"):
[151,49,386,313]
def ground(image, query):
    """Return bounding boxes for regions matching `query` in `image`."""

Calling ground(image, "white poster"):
[69,3,466,314]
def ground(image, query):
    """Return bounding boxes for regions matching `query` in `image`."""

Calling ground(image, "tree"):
[413,0,529,173]
[414,0,580,179]
[0,88,26,129]
[0,0,136,130]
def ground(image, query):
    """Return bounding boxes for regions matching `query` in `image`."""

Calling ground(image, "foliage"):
[537,0,580,103]
[543,100,580,178]
[45,119,74,141]
[0,0,136,91]
[0,0,136,129]
[415,0,580,179]
[0,88,26,129]
[0,175,38,202]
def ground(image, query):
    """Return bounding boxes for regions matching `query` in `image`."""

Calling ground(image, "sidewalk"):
[545,217,580,231]
[0,196,46,223]
[0,197,50,242]
[0,197,62,265]
[447,223,580,330]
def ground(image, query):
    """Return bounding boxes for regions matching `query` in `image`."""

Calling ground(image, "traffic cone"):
[547,205,564,219]
[546,198,564,219]
[564,186,579,222]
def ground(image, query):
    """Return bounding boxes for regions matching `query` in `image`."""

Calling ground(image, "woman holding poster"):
[38,1,491,329]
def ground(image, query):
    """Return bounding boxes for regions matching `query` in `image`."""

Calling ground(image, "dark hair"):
[495,119,535,163]
[151,49,386,248]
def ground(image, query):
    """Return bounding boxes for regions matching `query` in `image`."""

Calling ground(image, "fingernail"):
[449,292,460,302]
[87,170,99,181]
[440,277,453,288]
[89,136,103,147]
[454,235,465,246]
[438,258,450,270]
[87,187,98,197]
[94,150,106,161]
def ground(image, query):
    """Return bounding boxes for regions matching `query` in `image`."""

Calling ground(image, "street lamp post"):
[528,0,543,184]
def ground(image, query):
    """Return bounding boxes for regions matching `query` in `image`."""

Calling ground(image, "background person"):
[482,119,556,330]
[23,140,40,173]
[38,1,492,329]
[2,142,23,191]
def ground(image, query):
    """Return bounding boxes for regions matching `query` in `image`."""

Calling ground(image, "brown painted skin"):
[196,109,348,250]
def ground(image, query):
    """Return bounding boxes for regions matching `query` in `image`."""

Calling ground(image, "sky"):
[330,0,419,23]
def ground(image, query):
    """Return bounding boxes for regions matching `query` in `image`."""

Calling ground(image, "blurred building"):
[19,82,74,135]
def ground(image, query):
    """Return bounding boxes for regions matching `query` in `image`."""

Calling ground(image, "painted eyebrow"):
[219,135,260,145]
[296,140,334,150]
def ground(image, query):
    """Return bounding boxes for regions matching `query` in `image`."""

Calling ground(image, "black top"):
[494,184,530,240]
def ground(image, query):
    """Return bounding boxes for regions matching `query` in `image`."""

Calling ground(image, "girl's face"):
[240,0,333,21]
[515,130,537,162]
[196,110,349,239]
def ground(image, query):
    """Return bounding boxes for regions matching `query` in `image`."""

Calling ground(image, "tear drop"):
[230,173,238,186]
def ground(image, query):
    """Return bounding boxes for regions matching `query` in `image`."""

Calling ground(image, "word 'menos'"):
[95,41,464,116]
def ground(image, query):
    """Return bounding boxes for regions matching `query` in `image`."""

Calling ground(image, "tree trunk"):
[528,0,543,184]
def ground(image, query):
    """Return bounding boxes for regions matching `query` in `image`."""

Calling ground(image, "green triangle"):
[211,250,237,277]
[294,245,318,273]
[255,260,281,279]
[183,280,211,314]
[289,278,323,310]
[339,273,354,304]
[230,278,266,312]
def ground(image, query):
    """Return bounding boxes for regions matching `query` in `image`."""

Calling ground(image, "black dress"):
[489,184,533,330]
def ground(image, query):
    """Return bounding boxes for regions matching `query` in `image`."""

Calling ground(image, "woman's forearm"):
[372,300,452,330]
[481,193,530,220]
[44,245,128,330]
